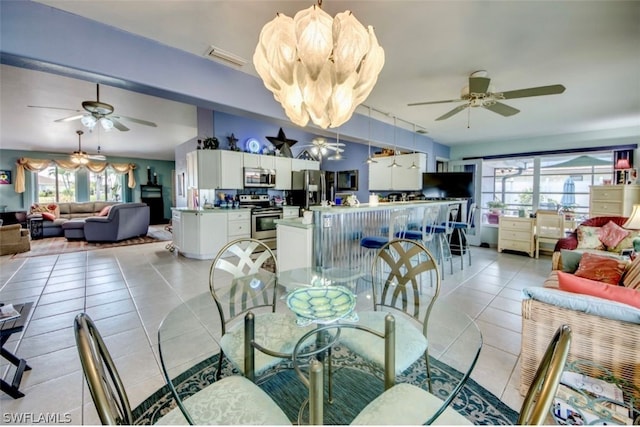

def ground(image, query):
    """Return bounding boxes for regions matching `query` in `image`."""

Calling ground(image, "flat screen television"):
[422,172,473,198]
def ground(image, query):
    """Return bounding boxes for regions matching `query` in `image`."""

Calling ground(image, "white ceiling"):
[2,1,639,160]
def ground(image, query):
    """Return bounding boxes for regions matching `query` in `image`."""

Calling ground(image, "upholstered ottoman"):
[61,219,86,240]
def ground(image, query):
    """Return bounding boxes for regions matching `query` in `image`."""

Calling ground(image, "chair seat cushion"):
[220,312,314,375]
[401,230,423,240]
[340,311,428,375]
[156,375,291,425]
[426,225,446,233]
[451,221,468,229]
[360,236,389,249]
[351,383,471,425]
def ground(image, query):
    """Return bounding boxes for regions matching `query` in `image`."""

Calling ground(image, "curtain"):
[15,157,137,193]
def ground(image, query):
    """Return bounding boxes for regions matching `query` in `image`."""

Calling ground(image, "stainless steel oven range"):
[238,195,282,250]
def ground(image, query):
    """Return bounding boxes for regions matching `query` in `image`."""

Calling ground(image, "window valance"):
[14,158,137,193]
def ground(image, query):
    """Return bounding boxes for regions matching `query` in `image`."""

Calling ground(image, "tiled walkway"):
[0,241,551,424]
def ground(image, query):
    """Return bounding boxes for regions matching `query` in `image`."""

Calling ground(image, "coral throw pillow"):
[574,252,627,285]
[99,205,112,217]
[558,271,640,309]
[41,212,56,221]
[599,220,630,249]
[576,226,604,250]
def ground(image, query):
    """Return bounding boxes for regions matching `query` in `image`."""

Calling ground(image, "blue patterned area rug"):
[133,345,519,425]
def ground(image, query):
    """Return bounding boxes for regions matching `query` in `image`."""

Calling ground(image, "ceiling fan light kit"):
[408,70,565,122]
[253,0,385,129]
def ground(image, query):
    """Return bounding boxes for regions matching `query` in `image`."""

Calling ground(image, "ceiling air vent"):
[204,45,247,67]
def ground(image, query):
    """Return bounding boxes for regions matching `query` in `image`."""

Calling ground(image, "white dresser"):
[498,216,536,257]
[589,185,640,217]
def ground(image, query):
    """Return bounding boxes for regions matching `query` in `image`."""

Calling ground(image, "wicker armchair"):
[520,257,640,399]
[0,224,30,255]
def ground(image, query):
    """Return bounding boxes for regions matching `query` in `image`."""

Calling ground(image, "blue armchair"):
[84,203,150,242]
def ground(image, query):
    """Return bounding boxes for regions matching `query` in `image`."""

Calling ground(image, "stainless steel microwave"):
[244,167,276,188]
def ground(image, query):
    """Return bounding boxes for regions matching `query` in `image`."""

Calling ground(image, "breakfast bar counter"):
[308,200,453,270]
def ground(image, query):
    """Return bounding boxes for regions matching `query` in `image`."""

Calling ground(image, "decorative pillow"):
[609,230,640,253]
[46,203,60,219]
[558,271,640,309]
[30,204,49,214]
[99,205,112,217]
[574,252,627,285]
[599,220,630,249]
[622,255,640,290]
[576,226,604,250]
[41,212,56,221]
[560,249,583,273]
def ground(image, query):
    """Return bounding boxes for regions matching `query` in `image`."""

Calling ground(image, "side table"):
[0,302,33,398]
[28,217,44,240]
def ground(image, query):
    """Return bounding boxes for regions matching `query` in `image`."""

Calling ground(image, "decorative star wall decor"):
[227,133,240,151]
[266,128,297,158]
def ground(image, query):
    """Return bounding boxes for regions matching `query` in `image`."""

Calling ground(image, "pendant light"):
[388,116,401,168]
[408,123,419,169]
[365,106,378,164]
[328,129,345,160]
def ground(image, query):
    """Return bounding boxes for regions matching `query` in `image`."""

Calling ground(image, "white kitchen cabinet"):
[172,209,228,259]
[227,209,251,241]
[277,222,313,271]
[291,158,320,171]
[244,153,276,169]
[187,150,243,190]
[369,153,425,191]
[275,157,292,190]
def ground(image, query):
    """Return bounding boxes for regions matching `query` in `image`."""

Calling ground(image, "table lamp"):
[623,205,640,254]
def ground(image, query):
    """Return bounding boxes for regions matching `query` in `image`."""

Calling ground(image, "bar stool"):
[427,204,458,276]
[360,209,410,274]
[449,202,477,269]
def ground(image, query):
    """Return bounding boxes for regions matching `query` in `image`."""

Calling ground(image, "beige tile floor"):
[0,240,551,424]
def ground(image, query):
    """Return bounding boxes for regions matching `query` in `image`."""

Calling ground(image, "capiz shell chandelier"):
[253,1,385,129]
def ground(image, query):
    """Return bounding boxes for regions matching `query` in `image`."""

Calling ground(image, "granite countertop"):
[275,217,314,229]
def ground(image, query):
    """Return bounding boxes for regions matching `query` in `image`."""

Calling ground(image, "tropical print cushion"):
[608,230,640,253]
[599,221,630,249]
[573,252,628,285]
[576,226,604,250]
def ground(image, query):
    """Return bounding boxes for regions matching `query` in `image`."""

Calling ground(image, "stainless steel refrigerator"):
[290,170,326,209]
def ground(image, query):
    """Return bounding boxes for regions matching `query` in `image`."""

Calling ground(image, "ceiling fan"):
[300,136,346,160]
[408,70,565,121]
[70,130,106,164]
[28,84,158,132]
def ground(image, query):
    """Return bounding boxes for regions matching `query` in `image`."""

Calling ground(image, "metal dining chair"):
[292,314,397,426]
[341,238,441,392]
[449,202,477,269]
[209,238,313,381]
[353,324,572,425]
[74,313,290,425]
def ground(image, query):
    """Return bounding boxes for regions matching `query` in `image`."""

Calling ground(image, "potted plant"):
[486,200,507,224]
[560,204,576,220]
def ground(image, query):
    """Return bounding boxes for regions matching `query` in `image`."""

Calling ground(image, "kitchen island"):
[276,200,455,271]
[171,207,251,259]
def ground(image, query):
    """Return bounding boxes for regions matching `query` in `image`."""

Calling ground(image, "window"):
[89,169,123,201]
[481,152,614,225]
[37,166,76,203]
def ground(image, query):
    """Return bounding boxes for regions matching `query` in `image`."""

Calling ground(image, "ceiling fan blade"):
[88,154,107,160]
[469,76,491,94]
[500,84,566,99]
[109,117,130,132]
[54,114,85,123]
[112,114,157,127]
[408,98,463,107]
[484,102,520,117]
[436,104,468,121]
[28,105,83,112]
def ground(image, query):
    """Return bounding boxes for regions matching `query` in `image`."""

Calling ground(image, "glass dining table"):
[157,266,483,425]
